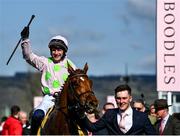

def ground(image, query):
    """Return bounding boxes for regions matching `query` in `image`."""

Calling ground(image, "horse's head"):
[67,63,99,113]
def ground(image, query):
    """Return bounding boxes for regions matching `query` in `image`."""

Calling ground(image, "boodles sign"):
[157,0,180,91]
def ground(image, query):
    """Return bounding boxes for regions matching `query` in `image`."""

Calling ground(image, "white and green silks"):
[21,39,76,95]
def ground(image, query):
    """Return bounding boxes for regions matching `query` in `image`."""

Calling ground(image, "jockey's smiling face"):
[48,36,68,63]
[50,48,64,63]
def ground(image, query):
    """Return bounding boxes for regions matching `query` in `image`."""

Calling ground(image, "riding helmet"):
[48,35,68,52]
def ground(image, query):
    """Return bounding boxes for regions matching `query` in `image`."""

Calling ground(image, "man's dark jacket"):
[155,115,180,135]
[81,108,157,135]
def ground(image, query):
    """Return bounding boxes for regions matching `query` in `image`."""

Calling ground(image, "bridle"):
[68,73,95,110]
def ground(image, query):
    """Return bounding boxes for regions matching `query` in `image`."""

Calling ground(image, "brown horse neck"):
[55,84,68,113]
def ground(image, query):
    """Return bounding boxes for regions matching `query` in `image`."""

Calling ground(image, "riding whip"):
[6,15,35,65]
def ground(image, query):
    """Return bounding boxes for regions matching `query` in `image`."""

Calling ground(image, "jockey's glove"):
[21,26,29,40]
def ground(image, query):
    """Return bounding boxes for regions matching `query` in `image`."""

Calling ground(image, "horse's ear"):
[67,61,75,74]
[83,62,88,74]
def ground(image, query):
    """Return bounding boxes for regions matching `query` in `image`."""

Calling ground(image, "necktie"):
[119,112,127,133]
[159,119,164,135]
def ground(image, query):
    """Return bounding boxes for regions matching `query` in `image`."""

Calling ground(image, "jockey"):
[20,27,76,134]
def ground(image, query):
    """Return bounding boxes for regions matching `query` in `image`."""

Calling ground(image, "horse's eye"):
[73,82,79,87]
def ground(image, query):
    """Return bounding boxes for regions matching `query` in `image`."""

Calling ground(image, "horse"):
[37,63,99,135]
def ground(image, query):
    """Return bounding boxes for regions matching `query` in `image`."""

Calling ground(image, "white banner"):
[106,95,117,108]
[157,0,180,91]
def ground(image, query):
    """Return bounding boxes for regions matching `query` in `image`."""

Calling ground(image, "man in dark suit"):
[80,84,156,135]
[154,99,180,135]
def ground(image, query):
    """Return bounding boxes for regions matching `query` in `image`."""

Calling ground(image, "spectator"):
[80,84,156,135]
[133,99,146,112]
[19,111,31,135]
[148,103,157,125]
[1,105,22,135]
[154,99,180,135]
[102,102,115,115]
[0,116,7,134]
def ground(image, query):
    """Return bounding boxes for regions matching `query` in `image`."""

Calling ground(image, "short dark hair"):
[115,84,131,96]
[11,105,20,116]
[103,102,115,111]
[133,99,145,106]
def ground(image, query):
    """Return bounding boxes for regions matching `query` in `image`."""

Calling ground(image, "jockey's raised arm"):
[20,26,76,134]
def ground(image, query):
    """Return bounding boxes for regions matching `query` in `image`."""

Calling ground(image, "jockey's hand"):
[21,26,29,39]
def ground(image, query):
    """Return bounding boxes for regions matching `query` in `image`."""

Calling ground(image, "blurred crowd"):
[1,84,180,135]
[0,105,31,135]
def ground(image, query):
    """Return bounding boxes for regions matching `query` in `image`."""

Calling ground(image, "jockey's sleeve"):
[21,39,46,71]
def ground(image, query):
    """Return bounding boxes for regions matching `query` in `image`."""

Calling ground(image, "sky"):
[0,0,156,76]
